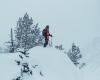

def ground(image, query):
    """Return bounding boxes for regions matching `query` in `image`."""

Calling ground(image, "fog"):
[0,0,100,48]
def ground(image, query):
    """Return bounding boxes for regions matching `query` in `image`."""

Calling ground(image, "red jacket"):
[42,28,51,40]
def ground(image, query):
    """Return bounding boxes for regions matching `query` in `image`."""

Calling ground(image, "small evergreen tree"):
[10,28,15,52]
[55,44,64,50]
[67,43,82,66]
[7,28,16,53]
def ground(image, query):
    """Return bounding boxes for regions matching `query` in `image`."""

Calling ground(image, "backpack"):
[42,29,46,36]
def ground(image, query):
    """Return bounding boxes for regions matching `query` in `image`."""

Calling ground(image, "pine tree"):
[15,17,23,48]
[10,28,15,52]
[31,23,44,47]
[15,13,43,50]
[7,28,15,53]
[67,43,82,66]
[15,13,33,49]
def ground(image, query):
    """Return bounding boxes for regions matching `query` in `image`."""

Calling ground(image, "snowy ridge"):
[29,47,81,80]
[0,47,81,80]
[1,46,100,80]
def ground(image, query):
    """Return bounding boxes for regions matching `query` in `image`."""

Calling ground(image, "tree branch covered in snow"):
[67,43,82,66]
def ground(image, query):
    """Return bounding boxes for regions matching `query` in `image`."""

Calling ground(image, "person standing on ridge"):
[42,25,52,47]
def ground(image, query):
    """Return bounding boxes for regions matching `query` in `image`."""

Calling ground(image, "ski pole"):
[49,36,53,47]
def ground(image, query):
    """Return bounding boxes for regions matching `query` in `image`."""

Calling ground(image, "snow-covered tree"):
[14,49,32,80]
[13,49,44,80]
[67,43,82,66]
[55,44,64,50]
[31,23,44,47]
[15,13,33,49]
[15,13,43,50]
[6,28,16,53]
[9,28,15,53]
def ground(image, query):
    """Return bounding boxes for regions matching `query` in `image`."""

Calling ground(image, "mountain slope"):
[0,47,81,80]
[29,47,81,80]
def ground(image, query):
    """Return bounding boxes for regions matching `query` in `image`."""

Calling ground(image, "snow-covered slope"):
[0,47,81,80]
[0,53,19,80]
[29,47,81,80]
[81,39,100,80]
[0,46,100,80]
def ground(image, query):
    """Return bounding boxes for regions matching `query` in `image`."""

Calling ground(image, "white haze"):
[0,0,100,49]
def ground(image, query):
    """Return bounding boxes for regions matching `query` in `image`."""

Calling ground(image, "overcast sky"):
[0,0,100,48]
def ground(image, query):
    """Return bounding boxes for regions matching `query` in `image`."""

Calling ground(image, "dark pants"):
[44,38,49,47]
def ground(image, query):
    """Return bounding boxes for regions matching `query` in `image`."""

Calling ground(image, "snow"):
[80,39,100,80]
[0,0,99,80]
[0,53,19,80]
[29,47,81,80]
[0,47,81,80]
[0,46,100,80]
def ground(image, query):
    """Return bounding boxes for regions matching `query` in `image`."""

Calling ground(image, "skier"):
[42,25,52,47]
